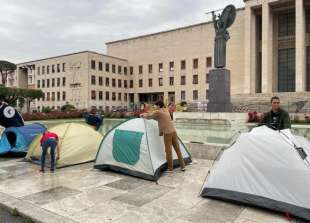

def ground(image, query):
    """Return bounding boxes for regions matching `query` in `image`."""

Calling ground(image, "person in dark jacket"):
[261,96,291,130]
[0,100,24,128]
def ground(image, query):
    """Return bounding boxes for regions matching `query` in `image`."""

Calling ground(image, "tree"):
[0,86,43,112]
[61,102,76,112]
[0,60,16,86]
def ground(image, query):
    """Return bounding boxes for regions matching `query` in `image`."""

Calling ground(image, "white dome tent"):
[94,118,191,181]
[201,125,310,221]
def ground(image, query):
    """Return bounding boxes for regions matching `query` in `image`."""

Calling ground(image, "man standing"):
[261,96,291,130]
[40,131,60,173]
[140,101,186,172]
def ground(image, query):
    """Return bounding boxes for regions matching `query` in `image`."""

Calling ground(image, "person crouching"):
[40,131,60,173]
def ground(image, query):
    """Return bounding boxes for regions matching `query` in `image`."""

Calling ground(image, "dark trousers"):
[41,138,57,170]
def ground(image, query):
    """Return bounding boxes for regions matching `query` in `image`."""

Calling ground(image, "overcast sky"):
[0,0,244,63]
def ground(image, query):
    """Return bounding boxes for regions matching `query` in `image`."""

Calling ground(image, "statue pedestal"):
[207,68,232,112]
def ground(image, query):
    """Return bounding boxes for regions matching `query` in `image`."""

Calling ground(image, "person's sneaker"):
[181,167,186,172]
[39,169,45,173]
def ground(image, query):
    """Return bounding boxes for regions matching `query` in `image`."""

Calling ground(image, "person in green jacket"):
[261,96,291,130]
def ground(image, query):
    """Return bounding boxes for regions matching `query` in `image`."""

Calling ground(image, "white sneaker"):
[181,167,186,171]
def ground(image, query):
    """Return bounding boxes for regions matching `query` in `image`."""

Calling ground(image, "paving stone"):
[22,186,81,206]
[105,177,149,191]
[113,184,172,207]
[180,199,244,223]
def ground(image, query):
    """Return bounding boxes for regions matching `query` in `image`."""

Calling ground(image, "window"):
[124,80,128,88]
[206,90,209,99]
[57,92,60,101]
[181,76,186,85]
[130,80,133,88]
[106,77,110,87]
[278,48,295,92]
[181,91,186,101]
[47,65,50,74]
[99,62,103,71]
[42,93,45,101]
[57,78,60,87]
[124,67,128,75]
[149,78,153,87]
[106,92,110,100]
[62,63,66,72]
[99,91,103,100]
[148,64,153,73]
[42,66,45,75]
[47,92,50,101]
[118,66,122,74]
[193,75,198,84]
[62,92,66,101]
[118,79,122,88]
[112,92,116,101]
[181,60,186,70]
[139,79,143,87]
[112,64,116,73]
[37,80,40,88]
[193,90,198,100]
[158,63,163,72]
[169,61,174,71]
[91,90,96,100]
[52,65,55,73]
[62,77,66,86]
[139,65,143,74]
[307,46,310,90]
[118,92,122,101]
[91,60,96,70]
[130,66,133,75]
[52,92,55,101]
[206,57,212,67]
[37,67,40,75]
[105,63,110,72]
[57,64,60,73]
[99,76,103,86]
[52,78,55,87]
[158,78,163,86]
[169,77,174,86]
[91,75,96,85]
[206,73,210,83]
[124,93,128,102]
[193,58,198,69]
[47,79,50,88]
[278,12,295,37]
[112,78,116,87]
[42,80,45,88]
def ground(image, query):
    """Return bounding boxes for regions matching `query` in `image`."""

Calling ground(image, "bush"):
[61,103,76,112]
[22,110,84,121]
[42,106,52,113]
[247,111,263,123]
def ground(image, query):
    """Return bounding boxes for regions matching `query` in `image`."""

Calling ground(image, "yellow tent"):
[26,123,103,168]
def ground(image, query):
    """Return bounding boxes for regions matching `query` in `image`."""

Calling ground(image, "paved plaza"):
[0,158,304,223]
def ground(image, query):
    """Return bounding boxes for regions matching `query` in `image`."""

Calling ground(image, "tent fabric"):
[94,118,191,181]
[0,123,46,155]
[26,123,103,168]
[201,126,310,221]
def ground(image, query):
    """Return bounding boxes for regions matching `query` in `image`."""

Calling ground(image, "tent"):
[26,123,103,168]
[0,123,46,155]
[94,118,191,181]
[201,125,310,221]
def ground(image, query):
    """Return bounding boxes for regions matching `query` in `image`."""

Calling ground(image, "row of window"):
[91,76,131,88]
[40,92,66,101]
[138,57,212,74]
[180,90,209,101]
[91,91,128,101]
[91,60,133,75]
[37,77,66,88]
[138,74,209,87]
[37,63,66,75]
[37,105,128,112]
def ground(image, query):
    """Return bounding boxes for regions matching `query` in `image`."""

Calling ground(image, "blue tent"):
[0,123,46,155]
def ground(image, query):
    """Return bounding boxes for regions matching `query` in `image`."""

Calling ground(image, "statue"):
[212,5,236,68]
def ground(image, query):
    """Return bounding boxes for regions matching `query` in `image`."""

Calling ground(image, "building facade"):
[14,0,310,112]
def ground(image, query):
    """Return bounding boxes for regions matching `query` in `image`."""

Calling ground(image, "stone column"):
[296,0,306,92]
[244,6,257,94]
[261,1,274,93]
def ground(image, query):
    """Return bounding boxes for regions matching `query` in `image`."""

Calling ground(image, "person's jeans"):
[41,138,57,170]
[163,132,186,171]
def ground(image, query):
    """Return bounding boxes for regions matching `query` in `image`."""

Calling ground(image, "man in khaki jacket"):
[140,101,186,172]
